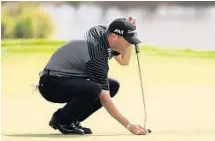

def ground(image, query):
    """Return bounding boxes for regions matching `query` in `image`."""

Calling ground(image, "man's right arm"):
[86,58,130,128]
[99,90,130,129]
[99,90,147,135]
[85,53,147,135]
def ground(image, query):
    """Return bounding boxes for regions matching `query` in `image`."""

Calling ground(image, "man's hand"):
[127,123,147,135]
[128,16,136,25]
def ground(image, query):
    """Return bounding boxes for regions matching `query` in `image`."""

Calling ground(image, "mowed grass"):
[2,39,215,58]
[1,44,215,141]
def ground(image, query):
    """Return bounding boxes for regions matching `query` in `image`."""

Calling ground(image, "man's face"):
[113,35,132,53]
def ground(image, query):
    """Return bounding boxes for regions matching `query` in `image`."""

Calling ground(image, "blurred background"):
[1,1,215,50]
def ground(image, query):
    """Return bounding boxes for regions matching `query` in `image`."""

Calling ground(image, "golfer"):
[38,16,147,135]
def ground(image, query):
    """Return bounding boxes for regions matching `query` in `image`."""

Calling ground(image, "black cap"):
[108,18,141,45]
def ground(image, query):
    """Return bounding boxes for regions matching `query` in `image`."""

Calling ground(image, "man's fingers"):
[128,16,136,25]
[131,125,147,135]
[138,125,147,132]
[134,128,144,135]
[135,130,141,135]
[137,126,147,135]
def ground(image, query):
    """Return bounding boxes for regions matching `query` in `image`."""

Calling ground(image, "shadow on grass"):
[4,133,133,138]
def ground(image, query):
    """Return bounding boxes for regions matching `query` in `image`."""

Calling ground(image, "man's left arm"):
[113,47,132,66]
[113,16,136,66]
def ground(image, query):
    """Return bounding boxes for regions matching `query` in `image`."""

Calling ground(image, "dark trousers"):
[38,75,120,124]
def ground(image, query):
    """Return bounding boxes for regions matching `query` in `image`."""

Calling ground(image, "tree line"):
[1,2,53,39]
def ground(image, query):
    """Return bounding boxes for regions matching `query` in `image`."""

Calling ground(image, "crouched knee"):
[84,81,102,99]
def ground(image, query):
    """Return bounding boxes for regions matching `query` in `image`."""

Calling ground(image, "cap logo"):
[114,29,124,35]
[128,30,136,34]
